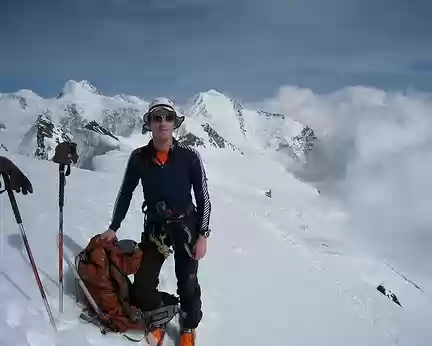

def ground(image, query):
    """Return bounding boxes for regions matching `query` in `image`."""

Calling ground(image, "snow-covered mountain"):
[2,81,432,346]
[0,80,316,168]
[0,81,145,169]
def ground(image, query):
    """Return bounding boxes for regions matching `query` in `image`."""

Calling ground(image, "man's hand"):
[0,157,33,195]
[194,235,207,260]
[100,229,117,242]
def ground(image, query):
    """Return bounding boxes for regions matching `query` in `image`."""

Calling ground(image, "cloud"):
[253,85,432,281]
[411,61,432,72]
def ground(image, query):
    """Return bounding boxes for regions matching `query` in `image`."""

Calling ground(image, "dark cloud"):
[0,0,431,100]
[411,61,432,72]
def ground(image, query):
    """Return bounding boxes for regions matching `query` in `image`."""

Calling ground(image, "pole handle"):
[1,173,22,224]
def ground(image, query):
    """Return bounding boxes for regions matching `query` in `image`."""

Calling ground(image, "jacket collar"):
[147,137,178,155]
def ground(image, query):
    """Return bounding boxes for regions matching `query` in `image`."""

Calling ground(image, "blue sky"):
[0,0,431,102]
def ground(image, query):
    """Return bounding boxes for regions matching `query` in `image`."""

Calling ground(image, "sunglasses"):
[149,109,176,123]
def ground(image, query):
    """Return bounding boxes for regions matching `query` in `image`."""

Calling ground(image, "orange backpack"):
[75,234,179,334]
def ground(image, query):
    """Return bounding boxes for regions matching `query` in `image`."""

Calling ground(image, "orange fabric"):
[180,330,196,346]
[147,327,166,346]
[156,151,169,165]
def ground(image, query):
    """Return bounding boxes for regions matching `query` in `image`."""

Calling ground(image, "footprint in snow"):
[233,246,244,254]
[6,301,22,328]
[26,329,56,346]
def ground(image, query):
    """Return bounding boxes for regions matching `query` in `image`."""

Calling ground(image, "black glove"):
[52,142,79,165]
[0,157,34,195]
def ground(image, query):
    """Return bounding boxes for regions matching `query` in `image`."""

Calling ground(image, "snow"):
[185,90,247,147]
[1,142,432,346]
[58,80,103,100]
[1,81,432,345]
[181,90,309,155]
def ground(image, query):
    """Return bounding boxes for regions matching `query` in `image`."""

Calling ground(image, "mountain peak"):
[196,89,231,104]
[78,80,102,94]
[56,80,102,99]
[14,89,41,99]
[201,89,225,97]
[184,89,249,146]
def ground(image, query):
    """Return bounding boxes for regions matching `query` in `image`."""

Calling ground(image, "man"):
[101,97,211,346]
[0,156,33,195]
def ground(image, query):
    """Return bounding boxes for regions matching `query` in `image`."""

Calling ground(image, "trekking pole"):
[1,174,57,332]
[58,164,66,313]
[52,141,79,315]
[62,250,106,320]
[52,142,79,313]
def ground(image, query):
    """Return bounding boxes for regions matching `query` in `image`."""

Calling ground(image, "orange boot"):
[179,328,196,346]
[146,326,166,346]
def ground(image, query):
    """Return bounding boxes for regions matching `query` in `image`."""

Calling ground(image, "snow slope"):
[1,141,431,346]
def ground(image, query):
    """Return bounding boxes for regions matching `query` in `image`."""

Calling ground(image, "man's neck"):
[153,136,173,152]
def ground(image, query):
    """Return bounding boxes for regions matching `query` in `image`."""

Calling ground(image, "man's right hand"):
[100,229,116,242]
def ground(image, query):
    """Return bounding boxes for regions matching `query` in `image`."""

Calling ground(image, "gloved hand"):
[52,142,79,165]
[0,157,34,195]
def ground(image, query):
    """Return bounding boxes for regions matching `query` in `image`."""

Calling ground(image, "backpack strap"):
[109,262,135,319]
[109,261,180,328]
[139,304,180,329]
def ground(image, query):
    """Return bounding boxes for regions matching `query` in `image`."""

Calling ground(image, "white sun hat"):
[142,97,185,131]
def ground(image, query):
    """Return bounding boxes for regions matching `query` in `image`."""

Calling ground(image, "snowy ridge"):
[0,80,315,169]
[0,146,431,346]
[17,111,72,161]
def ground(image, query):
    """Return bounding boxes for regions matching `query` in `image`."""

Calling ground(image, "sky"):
[0,0,432,102]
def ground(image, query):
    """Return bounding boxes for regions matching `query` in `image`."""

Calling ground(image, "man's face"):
[149,107,176,140]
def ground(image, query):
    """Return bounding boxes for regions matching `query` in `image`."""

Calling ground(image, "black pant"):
[131,214,203,329]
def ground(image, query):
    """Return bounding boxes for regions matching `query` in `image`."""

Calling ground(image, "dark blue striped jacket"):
[109,138,211,235]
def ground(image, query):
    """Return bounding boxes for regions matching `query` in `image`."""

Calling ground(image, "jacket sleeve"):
[109,151,140,232]
[190,150,211,234]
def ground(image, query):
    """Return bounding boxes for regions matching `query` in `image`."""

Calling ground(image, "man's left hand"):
[0,157,34,195]
[194,235,207,260]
